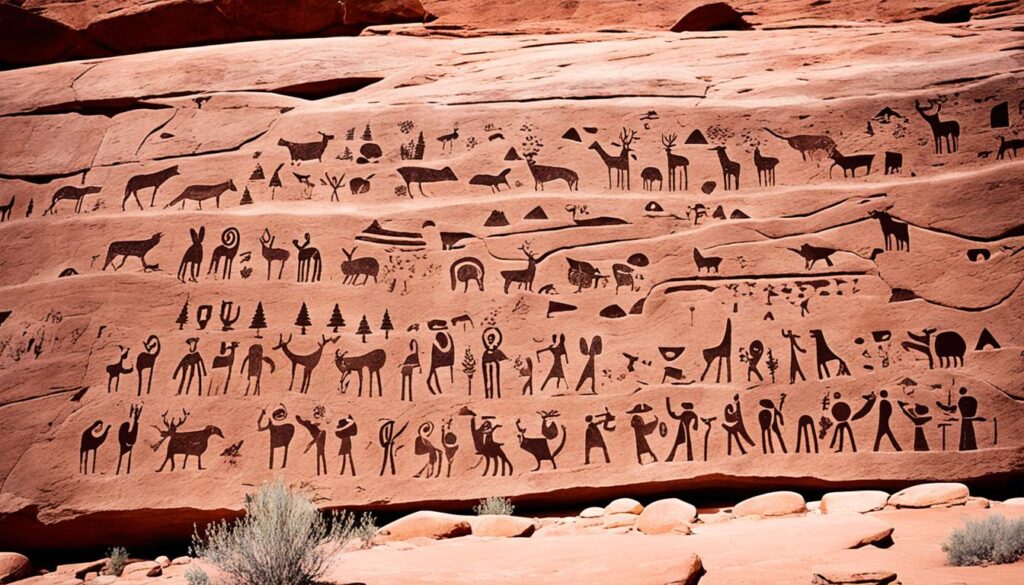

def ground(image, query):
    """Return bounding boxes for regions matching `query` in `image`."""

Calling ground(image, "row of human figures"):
[78,386,991,477]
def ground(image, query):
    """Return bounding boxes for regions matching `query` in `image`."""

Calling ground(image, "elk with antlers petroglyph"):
[273,334,337,394]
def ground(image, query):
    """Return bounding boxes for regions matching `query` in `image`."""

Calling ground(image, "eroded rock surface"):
[0,3,1022,551]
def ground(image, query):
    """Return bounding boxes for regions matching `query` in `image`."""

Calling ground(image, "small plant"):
[192,481,336,585]
[331,510,379,548]
[474,496,515,516]
[943,514,1024,566]
[184,565,210,585]
[107,546,129,576]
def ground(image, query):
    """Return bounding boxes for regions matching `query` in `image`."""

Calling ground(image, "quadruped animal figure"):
[279,132,334,164]
[525,157,579,191]
[208,227,240,279]
[469,169,512,192]
[710,146,740,190]
[997,136,1024,160]
[397,166,458,196]
[661,133,689,191]
[901,328,966,369]
[259,228,290,280]
[103,233,162,272]
[80,420,110,474]
[500,245,537,293]
[177,227,205,283]
[292,233,322,283]
[106,345,133,392]
[869,209,910,252]
[164,180,236,210]
[693,247,722,273]
[135,335,160,396]
[116,404,142,475]
[700,319,733,383]
[829,149,874,178]
[915,99,960,154]
[763,128,836,161]
[809,329,850,379]
[123,165,179,210]
[274,334,336,394]
[465,408,514,476]
[753,147,779,187]
[516,411,566,471]
[154,409,223,471]
[341,247,379,285]
[336,347,387,397]
[590,128,638,190]
[44,185,102,215]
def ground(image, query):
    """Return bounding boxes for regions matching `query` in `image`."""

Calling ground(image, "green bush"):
[943,514,1024,566]
[184,565,210,585]
[191,481,336,585]
[106,546,129,576]
[474,496,515,516]
[331,510,378,548]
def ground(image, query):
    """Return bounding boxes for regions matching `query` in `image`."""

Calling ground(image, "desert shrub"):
[474,496,515,516]
[943,514,1024,566]
[331,510,378,548]
[184,565,210,585]
[191,481,335,585]
[106,546,129,576]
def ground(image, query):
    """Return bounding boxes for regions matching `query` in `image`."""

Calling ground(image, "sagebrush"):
[943,514,1024,566]
[331,509,379,547]
[474,496,515,516]
[106,546,129,576]
[191,481,337,585]
[184,565,210,585]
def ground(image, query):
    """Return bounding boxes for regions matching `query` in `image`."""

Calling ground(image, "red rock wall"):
[0,16,1023,549]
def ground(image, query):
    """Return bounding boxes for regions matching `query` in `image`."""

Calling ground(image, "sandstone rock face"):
[469,515,537,537]
[820,491,890,514]
[734,491,807,518]
[377,511,473,541]
[1,2,1023,552]
[888,483,970,508]
[605,497,643,515]
[812,567,899,585]
[637,498,698,534]
[0,552,32,583]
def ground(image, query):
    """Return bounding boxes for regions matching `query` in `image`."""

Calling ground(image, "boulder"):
[604,498,643,515]
[812,566,898,584]
[820,491,889,514]
[0,552,31,583]
[579,507,605,518]
[888,483,969,508]
[154,556,170,568]
[734,491,807,518]
[344,0,428,26]
[601,513,638,529]
[170,557,191,566]
[121,561,159,576]
[845,516,894,548]
[964,497,990,508]
[470,515,537,538]
[377,511,472,542]
[1002,497,1024,506]
[637,498,698,534]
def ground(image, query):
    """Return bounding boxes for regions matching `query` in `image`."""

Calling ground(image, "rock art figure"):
[335,345,385,397]
[378,419,408,476]
[661,133,689,191]
[481,327,508,399]
[426,330,454,395]
[240,344,275,396]
[915,99,960,154]
[700,319,733,383]
[464,408,513,476]
[116,404,142,475]
[935,387,984,451]
[105,345,132,392]
[781,329,806,384]
[516,411,566,471]
[154,410,223,471]
[400,340,421,401]
[537,333,569,391]
[722,394,755,456]
[763,127,836,161]
[872,390,902,452]
[335,415,358,476]
[665,397,699,462]
[296,414,328,476]
[79,420,110,474]
[260,229,290,280]
[45,185,102,215]
[898,401,932,451]
[757,395,788,454]
[827,392,876,453]
[257,405,294,469]
[628,403,660,465]
[574,335,601,394]
[869,209,910,252]
[208,227,240,279]
[809,329,850,379]
[122,165,179,210]
[176,227,205,283]
[103,233,162,272]
[584,408,615,464]
[275,334,336,394]
[172,337,207,395]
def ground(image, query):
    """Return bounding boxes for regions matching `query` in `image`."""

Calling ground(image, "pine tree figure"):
[295,302,312,335]
[328,304,346,333]
[175,297,190,330]
[249,163,265,181]
[414,131,426,160]
[380,309,394,339]
[766,348,779,384]
[361,123,372,141]
[239,186,253,206]
[345,127,355,140]
[356,315,372,343]
[250,301,268,338]
[338,146,353,161]
[462,348,477,396]
[268,163,284,200]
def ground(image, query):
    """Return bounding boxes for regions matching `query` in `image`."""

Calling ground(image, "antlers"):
[160,408,189,430]
[618,127,638,148]
[661,133,677,149]
[260,228,273,246]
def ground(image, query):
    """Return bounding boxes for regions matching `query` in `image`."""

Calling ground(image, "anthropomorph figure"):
[427,330,454,395]
[935,386,984,451]
[537,334,568,391]
[898,401,931,451]
[627,403,659,464]
[781,329,806,384]
[829,391,876,452]
[481,327,508,399]
[665,397,699,462]
[722,394,755,455]
[757,394,788,454]
[872,389,902,452]
[584,408,616,464]
[335,415,358,475]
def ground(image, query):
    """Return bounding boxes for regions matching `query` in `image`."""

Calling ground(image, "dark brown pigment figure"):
[172,338,207,396]
[296,414,328,475]
[872,389,902,452]
[828,391,876,453]
[116,404,142,475]
[935,387,984,451]
[537,334,568,391]
[757,395,788,454]
[898,401,932,451]
[400,340,420,401]
[257,405,294,469]
[427,331,454,395]
[781,329,806,384]
[584,408,615,464]
[378,419,408,476]
[666,398,698,462]
[335,415,358,476]
[628,403,660,465]
[240,344,275,396]
[481,327,507,399]
[80,420,110,474]
[575,335,601,394]
[722,394,755,456]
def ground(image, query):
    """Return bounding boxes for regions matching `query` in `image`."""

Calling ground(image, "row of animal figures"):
[78,383,992,478]
[26,97,989,220]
